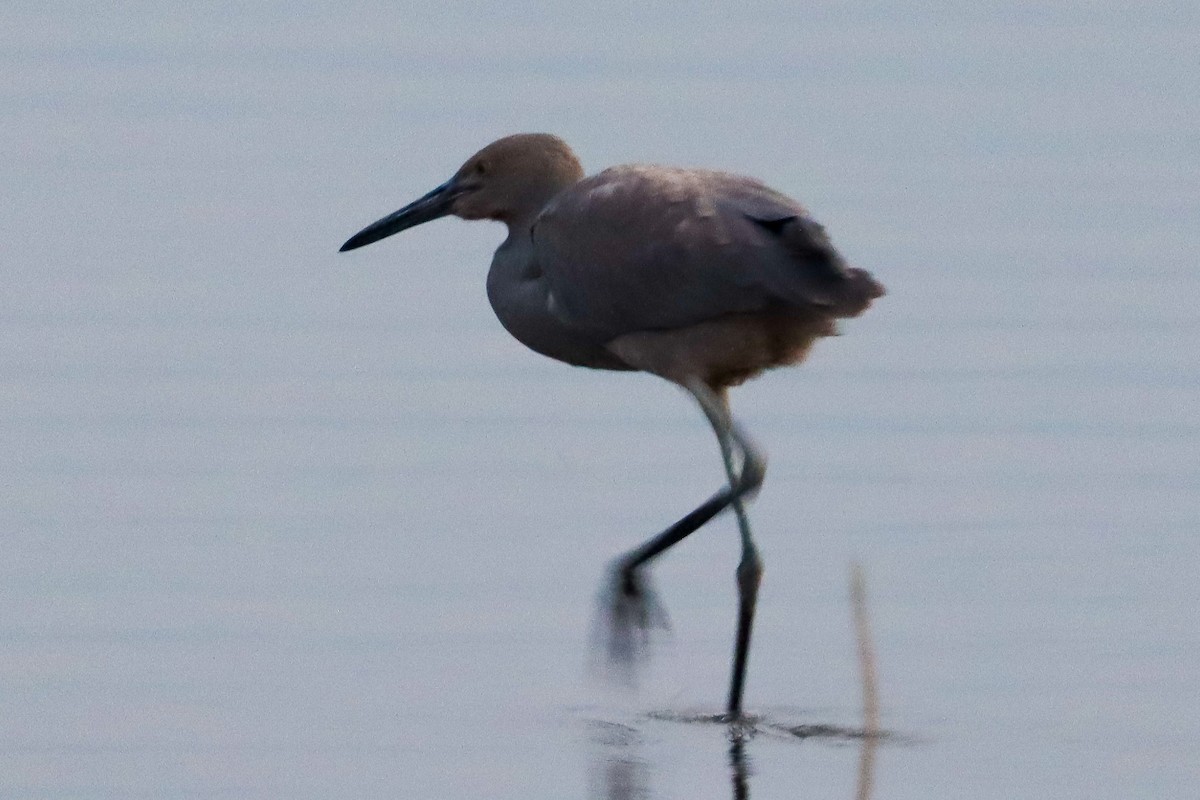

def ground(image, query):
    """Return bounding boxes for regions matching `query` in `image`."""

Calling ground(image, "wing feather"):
[532,165,878,339]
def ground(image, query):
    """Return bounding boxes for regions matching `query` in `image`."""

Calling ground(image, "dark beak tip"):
[338,178,460,256]
[339,229,382,252]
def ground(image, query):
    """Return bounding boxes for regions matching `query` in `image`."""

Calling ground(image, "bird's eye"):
[475,161,488,175]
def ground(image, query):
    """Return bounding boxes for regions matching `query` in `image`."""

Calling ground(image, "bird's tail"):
[768,214,886,318]
[828,268,886,318]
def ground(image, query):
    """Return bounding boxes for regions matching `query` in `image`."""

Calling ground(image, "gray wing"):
[532,165,877,340]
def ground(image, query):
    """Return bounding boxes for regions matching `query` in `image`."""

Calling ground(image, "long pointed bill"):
[339,179,464,252]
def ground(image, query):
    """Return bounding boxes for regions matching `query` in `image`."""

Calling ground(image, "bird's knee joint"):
[738,452,767,496]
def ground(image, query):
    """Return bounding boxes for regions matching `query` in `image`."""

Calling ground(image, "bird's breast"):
[486,240,631,372]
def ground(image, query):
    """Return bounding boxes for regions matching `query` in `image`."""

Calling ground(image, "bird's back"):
[533,165,883,342]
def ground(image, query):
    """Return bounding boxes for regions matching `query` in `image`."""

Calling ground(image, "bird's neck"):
[499,211,540,234]
[498,174,580,231]
[492,228,537,281]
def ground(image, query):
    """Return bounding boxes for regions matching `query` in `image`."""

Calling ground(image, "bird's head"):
[340,133,584,252]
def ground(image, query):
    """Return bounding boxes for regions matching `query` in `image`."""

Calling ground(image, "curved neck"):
[500,177,574,230]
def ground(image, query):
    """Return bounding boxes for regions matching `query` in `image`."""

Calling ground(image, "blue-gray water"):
[4,3,1197,797]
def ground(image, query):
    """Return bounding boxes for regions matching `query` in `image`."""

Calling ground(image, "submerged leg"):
[686,382,766,720]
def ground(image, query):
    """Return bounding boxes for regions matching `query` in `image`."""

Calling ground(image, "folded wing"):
[533,165,882,340]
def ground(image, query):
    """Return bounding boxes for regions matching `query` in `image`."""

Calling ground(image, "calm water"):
[4,2,1198,797]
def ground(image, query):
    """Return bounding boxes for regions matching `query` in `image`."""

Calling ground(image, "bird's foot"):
[595,560,670,680]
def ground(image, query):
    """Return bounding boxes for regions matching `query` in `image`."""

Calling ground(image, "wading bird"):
[340,133,883,719]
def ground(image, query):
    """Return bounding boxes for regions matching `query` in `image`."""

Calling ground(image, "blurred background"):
[3,2,1197,797]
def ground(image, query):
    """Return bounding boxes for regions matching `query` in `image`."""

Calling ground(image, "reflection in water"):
[591,564,882,800]
[855,724,878,800]
[599,754,649,800]
[590,717,879,800]
[728,730,750,800]
[588,721,650,800]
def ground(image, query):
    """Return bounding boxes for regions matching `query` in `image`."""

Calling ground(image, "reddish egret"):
[340,133,883,719]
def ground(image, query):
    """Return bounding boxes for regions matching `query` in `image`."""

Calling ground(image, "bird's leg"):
[687,381,766,721]
[600,380,766,718]
[601,384,765,677]
[603,487,731,670]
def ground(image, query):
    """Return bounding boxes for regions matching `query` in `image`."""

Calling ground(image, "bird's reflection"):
[590,716,879,800]
[728,729,750,800]
[592,563,882,799]
[597,752,649,800]
[587,721,649,800]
